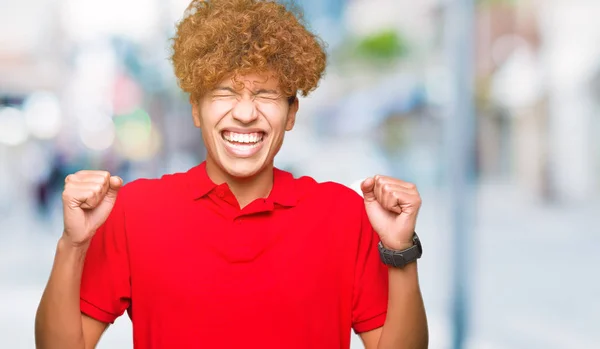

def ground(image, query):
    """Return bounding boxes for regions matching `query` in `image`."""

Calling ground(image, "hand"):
[62,170,123,247]
[360,175,422,250]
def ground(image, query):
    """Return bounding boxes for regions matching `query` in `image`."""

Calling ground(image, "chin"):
[207,138,277,180]
[220,157,270,179]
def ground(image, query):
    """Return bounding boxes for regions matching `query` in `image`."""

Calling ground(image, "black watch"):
[378,232,423,268]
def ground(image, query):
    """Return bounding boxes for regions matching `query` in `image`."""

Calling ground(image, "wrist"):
[380,238,414,251]
[55,236,89,270]
[378,232,423,268]
[59,233,91,252]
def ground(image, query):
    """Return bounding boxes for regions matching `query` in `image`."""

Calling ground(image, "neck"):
[205,160,274,208]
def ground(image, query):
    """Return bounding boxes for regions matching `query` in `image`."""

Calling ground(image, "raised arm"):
[35,171,122,349]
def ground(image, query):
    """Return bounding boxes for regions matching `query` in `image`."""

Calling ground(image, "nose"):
[232,98,258,124]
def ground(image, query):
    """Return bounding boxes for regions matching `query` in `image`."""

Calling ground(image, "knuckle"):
[93,184,103,193]
[65,174,75,183]
[63,181,75,192]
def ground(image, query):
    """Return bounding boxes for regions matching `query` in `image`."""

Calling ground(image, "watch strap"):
[378,233,423,268]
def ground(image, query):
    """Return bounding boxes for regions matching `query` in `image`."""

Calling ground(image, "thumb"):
[360,177,376,202]
[106,176,123,199]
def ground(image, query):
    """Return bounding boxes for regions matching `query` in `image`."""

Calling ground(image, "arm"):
[35,171,124,349]
[358,176,429,349]
[35,237,109,349]
[360,263,428,349]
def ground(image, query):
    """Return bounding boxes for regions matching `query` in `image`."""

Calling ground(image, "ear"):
[190,96,202,128]
[285,97,299,131]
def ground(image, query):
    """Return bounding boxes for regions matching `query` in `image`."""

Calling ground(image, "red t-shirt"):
[80,162,388,348]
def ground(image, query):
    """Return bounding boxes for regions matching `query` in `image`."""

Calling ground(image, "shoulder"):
[291,175,370,245]
[116,170,190,206]
[293,174,364,212]
[318,180,363,203]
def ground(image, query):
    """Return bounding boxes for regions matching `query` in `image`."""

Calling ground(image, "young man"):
[35,0,428,348]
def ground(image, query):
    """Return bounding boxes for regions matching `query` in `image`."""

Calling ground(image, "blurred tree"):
[477,0,517,7]
[355,29,408,61]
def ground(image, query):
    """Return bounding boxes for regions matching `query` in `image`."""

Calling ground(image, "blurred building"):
[1,1,600,348]
[475,0,600,203]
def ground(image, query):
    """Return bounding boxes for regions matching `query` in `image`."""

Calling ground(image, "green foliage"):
[354,29,408,60]
[477,0,518,7]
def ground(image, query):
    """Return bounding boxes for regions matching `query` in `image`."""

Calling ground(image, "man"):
[35,0,428,348]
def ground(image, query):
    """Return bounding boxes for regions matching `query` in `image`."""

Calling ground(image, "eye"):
[213,94,236,99]
[255,94,280,101]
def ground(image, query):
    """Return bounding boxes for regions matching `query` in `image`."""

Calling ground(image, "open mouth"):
[220,130,266,156]
[221,130,264,145]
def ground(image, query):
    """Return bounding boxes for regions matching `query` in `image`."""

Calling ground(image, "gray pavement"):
[1,182,598,349]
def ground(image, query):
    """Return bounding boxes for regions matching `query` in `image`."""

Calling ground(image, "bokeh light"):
[0,107,28,146]
[114,108,161,160]
[61,0,159,42]
[78,110,116,151]
[22,92,63,140]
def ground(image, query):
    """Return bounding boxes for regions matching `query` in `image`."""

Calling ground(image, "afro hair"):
[171,0,327,100]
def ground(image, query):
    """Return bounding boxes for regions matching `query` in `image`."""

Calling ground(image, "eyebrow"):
[254,89,280,95]
[213,87,238,93]
[212,87,281,95]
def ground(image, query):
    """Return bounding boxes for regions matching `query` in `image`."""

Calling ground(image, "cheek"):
[201,127,215,142]
[212,101,234,113]
[200,104,230,130]
[257,105,289,129]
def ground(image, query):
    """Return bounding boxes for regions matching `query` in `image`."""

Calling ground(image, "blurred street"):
[2,181,598,349]
[3,0,600,348]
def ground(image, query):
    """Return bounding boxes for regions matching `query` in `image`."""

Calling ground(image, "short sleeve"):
[352,204,389,334]
[80,187,131,324]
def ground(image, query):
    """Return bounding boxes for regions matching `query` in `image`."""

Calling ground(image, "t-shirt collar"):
[186,161,298,207]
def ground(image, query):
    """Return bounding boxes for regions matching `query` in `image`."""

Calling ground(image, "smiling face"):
[191,72,298,181]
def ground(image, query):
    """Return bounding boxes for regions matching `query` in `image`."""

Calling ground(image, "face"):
[191,72,298,180]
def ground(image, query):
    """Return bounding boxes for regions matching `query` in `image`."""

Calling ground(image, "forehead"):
[218,72,281,90]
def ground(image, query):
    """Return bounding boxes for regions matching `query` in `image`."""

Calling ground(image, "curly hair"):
[171,0,327,101]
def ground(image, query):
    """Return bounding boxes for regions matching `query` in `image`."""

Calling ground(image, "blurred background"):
[1,0,599,348]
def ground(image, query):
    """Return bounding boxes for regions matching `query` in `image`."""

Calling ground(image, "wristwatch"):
[378,232,423,268]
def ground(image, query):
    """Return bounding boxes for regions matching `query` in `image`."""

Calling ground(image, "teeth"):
[223,132,263,143]
[228,141,261,150]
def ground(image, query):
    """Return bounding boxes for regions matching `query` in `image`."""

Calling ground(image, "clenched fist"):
[360,175,422,251]
[62,170,123,246]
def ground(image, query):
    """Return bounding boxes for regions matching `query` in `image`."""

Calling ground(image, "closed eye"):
[212,87,238,99]
[255,94,279,100]
[254,91,283,100]
[253,88,283,100]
